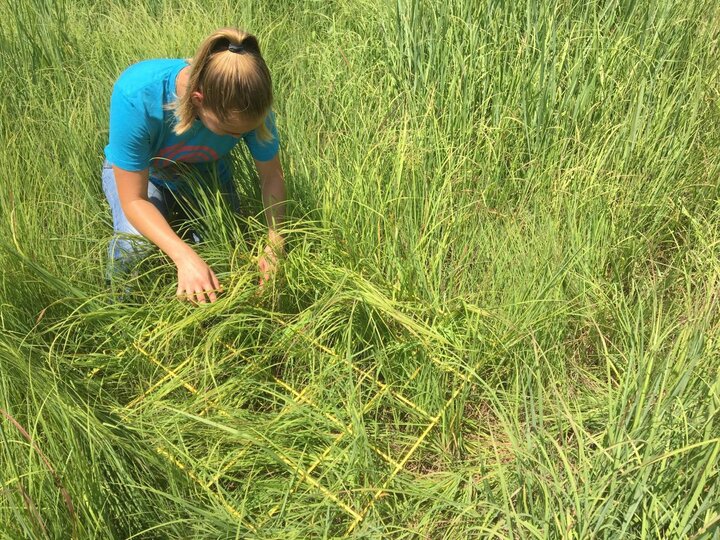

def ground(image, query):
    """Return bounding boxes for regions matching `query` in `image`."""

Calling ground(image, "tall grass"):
[1,0,719,538]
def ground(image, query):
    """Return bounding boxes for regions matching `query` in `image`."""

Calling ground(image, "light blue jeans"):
[101,159,241,282]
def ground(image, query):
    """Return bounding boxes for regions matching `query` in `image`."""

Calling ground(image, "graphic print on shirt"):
[148,118,237,179]
[151,142,221,168]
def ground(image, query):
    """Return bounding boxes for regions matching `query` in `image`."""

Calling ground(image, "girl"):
[102,27,285,304]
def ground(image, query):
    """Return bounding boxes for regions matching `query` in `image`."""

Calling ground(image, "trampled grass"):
[1,0,719,538]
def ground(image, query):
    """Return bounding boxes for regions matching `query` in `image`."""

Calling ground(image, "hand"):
[176,251,223,304]
[258,244,279,289]
[258,233,284,289]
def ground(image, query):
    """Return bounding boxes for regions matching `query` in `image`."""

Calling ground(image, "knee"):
[107,234,153,271]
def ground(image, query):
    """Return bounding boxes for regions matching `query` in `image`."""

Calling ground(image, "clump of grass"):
[1,0,719,538]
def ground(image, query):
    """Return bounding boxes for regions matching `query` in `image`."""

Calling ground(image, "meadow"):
[1,0,719,538]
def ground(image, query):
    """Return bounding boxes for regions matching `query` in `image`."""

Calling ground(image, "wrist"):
[169,242,198,266]
[267,229,284,251]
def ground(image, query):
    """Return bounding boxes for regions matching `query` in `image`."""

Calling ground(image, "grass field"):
[1,0,719,538]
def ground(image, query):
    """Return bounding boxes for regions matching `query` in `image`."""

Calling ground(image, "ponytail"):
[169,27,274,141]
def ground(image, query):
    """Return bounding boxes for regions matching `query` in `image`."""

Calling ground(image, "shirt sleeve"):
[242,109,280,162]
[104,88,153,171]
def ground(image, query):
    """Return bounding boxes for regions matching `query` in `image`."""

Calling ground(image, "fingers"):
[257,256,276,290]
[178,288,217,304]
[175,256,223,306]
[205,270,221,302]
[210,272,223,294]
[206,288,218,303]
[194,289,208,304]
[177,280,222,305]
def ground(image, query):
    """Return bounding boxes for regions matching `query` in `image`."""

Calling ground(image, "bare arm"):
[255,154,286,246]
[254,154,286,286]
[114,165,222,303]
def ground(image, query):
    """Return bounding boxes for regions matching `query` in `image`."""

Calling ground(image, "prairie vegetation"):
[1,0,719,538]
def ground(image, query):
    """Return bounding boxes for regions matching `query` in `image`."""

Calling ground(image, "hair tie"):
[227,43,245,54]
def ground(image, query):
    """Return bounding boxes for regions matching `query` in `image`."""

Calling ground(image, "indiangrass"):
[1,0,719,537]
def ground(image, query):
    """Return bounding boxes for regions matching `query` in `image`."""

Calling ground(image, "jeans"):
[101,158,241,282]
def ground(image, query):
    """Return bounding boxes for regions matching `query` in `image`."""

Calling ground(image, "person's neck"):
[175,66,190,99]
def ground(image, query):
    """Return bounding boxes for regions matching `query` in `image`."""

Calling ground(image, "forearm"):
[254,154,286,253]
[261,175,285,246]
[123,199,195,264]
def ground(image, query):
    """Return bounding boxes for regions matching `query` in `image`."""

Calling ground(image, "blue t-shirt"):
[104,58,279,185]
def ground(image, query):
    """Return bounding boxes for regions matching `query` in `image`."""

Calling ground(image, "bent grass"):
[1,0,719,538]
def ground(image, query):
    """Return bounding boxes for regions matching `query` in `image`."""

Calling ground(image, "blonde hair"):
[170,27,274,141]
